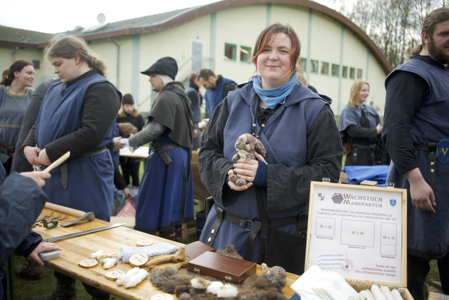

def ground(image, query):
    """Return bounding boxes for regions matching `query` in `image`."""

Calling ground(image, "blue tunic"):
[338,104,381,144]
[135,131,194,233]
[0,85,33,156]
[34,74,119,222]
[385,58,449,259]
[204,77,236,117]
[199,82,341,261]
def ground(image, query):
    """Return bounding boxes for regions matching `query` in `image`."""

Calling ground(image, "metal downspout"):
[108,38,120,88]
[12,46,19,61]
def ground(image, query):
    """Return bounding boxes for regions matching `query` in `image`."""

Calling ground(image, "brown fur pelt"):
[150,265,288,300]
[230,133,267,186]
[118,122,137,137]
[216,244,243,260]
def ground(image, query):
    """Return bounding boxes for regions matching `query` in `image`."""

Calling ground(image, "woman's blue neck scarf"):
[250,73,298,109]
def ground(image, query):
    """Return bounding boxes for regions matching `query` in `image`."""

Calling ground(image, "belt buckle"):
[239,219,252,231]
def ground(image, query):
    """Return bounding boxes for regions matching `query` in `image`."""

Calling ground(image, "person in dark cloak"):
[186,72,202,151]
[129,56,194,241]
[0,164,60,300]
[22,34,121,300]
[198,23,342,275]
[382,7,449,300]
[338,80,388,166]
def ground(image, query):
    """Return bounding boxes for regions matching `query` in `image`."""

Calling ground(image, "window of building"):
[224,43,236,60]
[331,64,340,77]
[300,58,307,71]
[350,67,355,79]
[32,60,40,70]
[310,60,319,73]
[357,69,363,79]
[240,46,251,63]
[342,66,348,78]
[321,62,329,75]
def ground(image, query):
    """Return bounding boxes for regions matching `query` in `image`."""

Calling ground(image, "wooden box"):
[304,182,413,299]
[187,251,256,284]
[184,241,216,260]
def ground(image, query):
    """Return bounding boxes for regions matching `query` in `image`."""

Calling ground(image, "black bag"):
[262,226,307,275]
[255,186,308,275]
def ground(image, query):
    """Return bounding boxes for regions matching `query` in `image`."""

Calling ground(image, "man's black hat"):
[141,57,178,80]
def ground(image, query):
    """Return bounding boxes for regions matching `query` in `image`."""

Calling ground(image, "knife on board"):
[43,223,126,243]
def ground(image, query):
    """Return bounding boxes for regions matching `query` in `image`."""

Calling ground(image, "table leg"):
[7,255,15,300]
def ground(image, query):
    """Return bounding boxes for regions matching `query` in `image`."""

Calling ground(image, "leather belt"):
[60,146,107,190]
[206,203,301,260]
[147,142,179,168]
[414,143,437,191]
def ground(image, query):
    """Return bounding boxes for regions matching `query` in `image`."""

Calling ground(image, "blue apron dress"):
[204,77,236,117]
[135,131,194,233]
[199,82,326,261]
[35,74,119,222]
[386,58,449,259]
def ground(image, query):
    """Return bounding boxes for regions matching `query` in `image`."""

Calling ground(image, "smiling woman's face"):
[256,32,292,89]
[15,65,35,87]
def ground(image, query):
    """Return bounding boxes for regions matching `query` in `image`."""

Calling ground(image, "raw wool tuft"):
[116,267,140,286]
[206,281,224,294]
[217,283,238,297]
[89,250,111,262]
[125,268,148,288]
[216,244,243,260]
[100,258,117,269]
[191,278,211,289]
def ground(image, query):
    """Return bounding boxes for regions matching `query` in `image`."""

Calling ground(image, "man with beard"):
[382,7,449,300]
[197,69,236,117]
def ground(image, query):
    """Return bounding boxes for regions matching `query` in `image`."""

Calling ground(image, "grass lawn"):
[6,161,443,299]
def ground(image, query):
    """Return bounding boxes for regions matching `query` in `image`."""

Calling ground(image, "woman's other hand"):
[20,171,51,187]
[376,123,383,134]
[228,168,253,191]
[24,146,42,166]
[28,242,62,266]
[37,149,51,166]
[228,152,266,191]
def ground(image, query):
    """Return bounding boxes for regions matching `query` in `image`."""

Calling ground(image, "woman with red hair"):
[198,23,342,274]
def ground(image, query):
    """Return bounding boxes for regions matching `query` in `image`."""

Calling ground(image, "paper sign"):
[306,182,406,285]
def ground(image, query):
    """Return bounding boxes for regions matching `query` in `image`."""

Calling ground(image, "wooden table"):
[34,207,300,299]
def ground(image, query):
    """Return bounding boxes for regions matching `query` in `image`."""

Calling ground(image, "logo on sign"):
[318,193,325,201]
[390,199,396,206]
[332,193,344,204]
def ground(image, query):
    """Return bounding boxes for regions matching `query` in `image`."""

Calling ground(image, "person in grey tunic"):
[0,59,35,173]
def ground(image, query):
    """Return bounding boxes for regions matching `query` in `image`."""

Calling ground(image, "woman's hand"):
[228,168,253,191]
[227,152,267,191]
[28,242,62,266]
[37,149,51,166]
[24,146,42,166]
[376,123,383,134]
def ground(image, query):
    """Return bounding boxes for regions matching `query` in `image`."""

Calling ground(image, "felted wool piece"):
[118,242,179,263]
[150,259,189,272]
[143,247,188,271]
[191,278,211,289]
[230,133,267,186]
[150,268,194,293]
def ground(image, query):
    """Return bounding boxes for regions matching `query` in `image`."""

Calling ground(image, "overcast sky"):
[0,0,344,33]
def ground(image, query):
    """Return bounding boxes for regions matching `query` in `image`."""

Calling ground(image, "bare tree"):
[340,0,446,69]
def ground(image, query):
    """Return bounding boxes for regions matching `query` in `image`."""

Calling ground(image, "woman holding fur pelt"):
[198,23,342,275]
